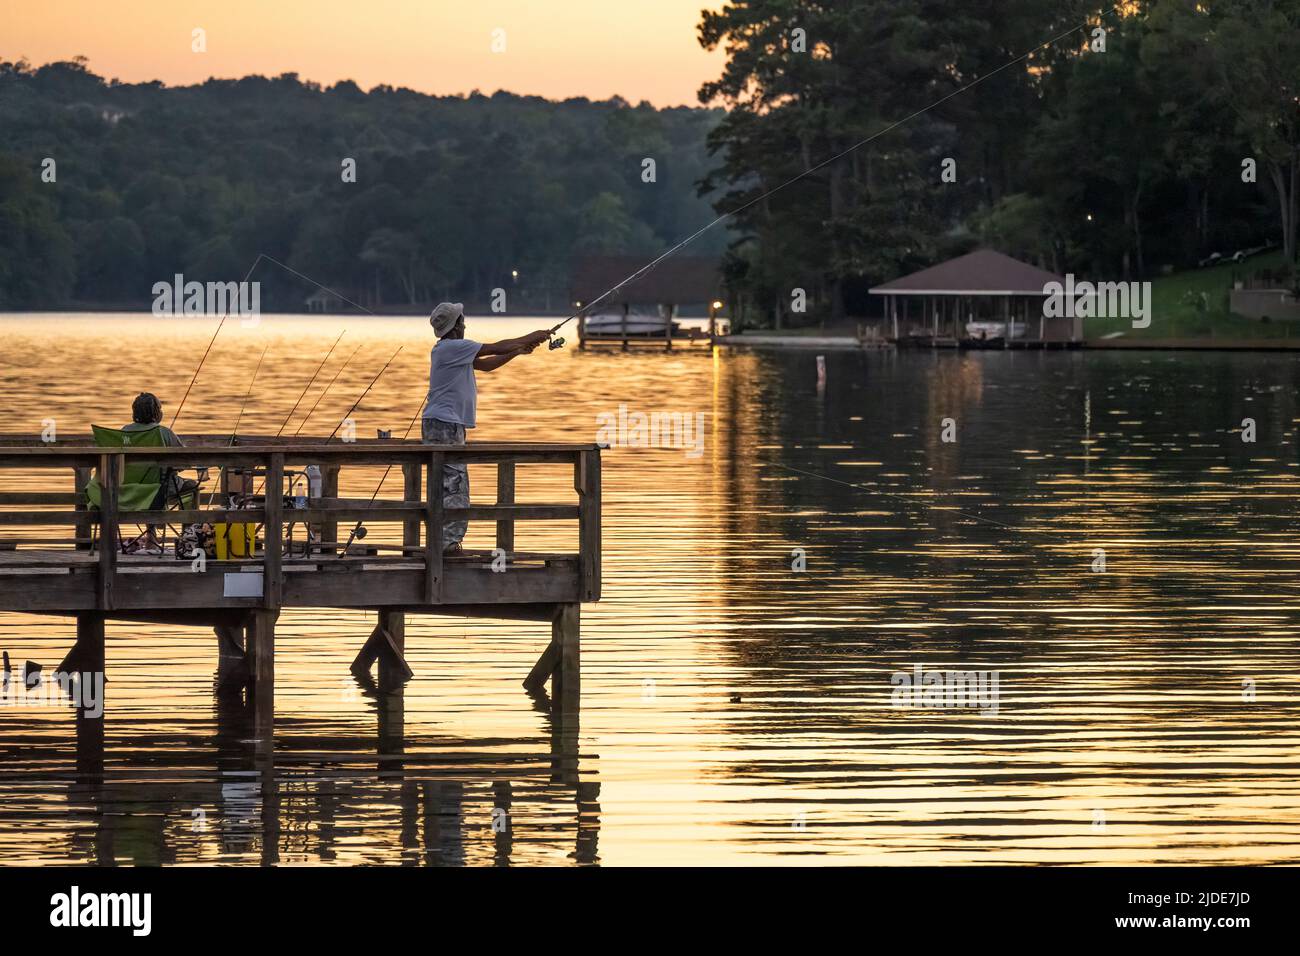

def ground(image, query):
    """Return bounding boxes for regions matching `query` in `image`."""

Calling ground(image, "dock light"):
[1086,213,1093,221]
[511,270,519,280]
[575,301,583,308]
[712,300,724,310]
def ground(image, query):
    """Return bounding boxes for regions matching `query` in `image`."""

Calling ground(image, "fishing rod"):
[341,397,426,553]
[205,344,269,508]
[228,345,268,443]
[324,346,404,442]
[171,314,228,426]
[292,343,362,438]
[295,345,404,555]
[235,248,367,439]
[249,341,366,499]
[170,254,265,428]
[252,343,402,498]
[272,329,347,439]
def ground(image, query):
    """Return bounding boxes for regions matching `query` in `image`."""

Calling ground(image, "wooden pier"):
[0,436,601,736]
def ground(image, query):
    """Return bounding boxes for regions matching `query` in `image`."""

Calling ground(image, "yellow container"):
[215,523,256,559]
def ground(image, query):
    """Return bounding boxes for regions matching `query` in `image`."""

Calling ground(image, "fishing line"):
[185,0,1123,557]
[228,344,269,443]
[324,346,403,443]
[181,254,402,527]
[290,345,403,554]
[249,341,364,498]
[548,4,1128,338]
[170,254,265,427]
[291,343,362,438]
[341,397,427,553]
[257,252,377,316]
[274,329,347,438]
[171,315,228,427]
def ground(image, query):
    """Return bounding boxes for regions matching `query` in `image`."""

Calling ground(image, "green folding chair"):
[85,425,198,553]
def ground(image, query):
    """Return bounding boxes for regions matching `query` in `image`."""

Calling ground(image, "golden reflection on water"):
[1,314,1299,865]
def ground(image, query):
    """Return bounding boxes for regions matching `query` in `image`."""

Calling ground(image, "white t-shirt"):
[423,338,481,428]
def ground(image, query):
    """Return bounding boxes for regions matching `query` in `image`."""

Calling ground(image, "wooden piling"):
[376,608,409,691]
[552,603,580,708]
[58,612,105,676]
[245,609,277,734]
[577,451,601,602]
[215,622,248,689]
[264,452,283,610]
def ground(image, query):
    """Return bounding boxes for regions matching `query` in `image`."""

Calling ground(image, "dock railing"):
[0,437,601,613]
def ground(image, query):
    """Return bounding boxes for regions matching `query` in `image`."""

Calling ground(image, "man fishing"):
[423,302,551,556]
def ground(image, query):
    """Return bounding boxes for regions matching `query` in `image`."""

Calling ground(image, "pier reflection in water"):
[4,666,597,866]
[3,315,1300,865]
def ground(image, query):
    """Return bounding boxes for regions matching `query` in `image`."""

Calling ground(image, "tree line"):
[0,57,726,311]
[3,1,1296,326]
[698,0,1297,325]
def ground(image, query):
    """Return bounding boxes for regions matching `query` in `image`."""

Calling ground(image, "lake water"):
[1,313,1299,865]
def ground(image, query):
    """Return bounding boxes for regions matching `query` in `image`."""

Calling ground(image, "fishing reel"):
[548,335,565,350]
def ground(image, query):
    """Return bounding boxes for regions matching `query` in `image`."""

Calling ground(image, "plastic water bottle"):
[305,464,322,498]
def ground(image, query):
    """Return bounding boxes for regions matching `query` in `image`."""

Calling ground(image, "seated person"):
[122,392,203,554]
[124,392,184,447]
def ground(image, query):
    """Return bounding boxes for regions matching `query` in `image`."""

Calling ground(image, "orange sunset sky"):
[0,0,728,106]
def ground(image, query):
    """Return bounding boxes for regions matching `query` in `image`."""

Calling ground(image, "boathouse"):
[869,249,1079,344]
[568,255,725,348]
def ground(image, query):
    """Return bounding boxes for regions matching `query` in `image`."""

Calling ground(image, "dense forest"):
[700,0,1296,323]
[0,58,725,311]
[1,0,1296,325]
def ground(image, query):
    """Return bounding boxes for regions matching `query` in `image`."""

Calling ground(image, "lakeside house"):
[870,249,1080,344]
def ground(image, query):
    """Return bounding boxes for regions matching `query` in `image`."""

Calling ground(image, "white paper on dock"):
[223,571,264,598]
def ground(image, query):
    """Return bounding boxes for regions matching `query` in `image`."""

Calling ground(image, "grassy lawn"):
[1086,251,1296,340]
[733,253,1298,341]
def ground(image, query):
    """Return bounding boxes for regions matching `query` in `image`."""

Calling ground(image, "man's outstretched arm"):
[473,343,535,372]
[477,329,550,356]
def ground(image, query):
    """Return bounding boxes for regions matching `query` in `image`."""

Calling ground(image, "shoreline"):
[7,312,1300,352]
[0,304,579,318]
[716,334,1300,353]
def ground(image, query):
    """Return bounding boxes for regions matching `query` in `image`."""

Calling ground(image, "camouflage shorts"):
[420,418,468,546]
